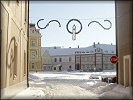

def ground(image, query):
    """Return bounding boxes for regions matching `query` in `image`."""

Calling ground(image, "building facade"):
[42,49,52,71]
[115,1,133,87]
[41,43,116,71]
[1,1,29,99]
[29,23,42,71]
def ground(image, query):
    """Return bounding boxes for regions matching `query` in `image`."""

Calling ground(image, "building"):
[115,1,133,87]
[29,23,42,71]
[41,43,116,71]
[1,1,29,99]
[42,49,52,71]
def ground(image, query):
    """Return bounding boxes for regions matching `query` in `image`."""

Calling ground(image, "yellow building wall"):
[1,1,29,99]
[29,24,42,72]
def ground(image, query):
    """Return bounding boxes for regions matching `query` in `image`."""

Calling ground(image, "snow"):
[11,70,132,99]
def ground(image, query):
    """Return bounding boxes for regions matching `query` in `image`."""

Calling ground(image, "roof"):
[41,44,116,56]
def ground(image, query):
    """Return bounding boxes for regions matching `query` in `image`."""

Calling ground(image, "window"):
[31,40,36,46]
[16,0,19,5]
[86,51,89,53]
[32,63,35,69]
[90,51,93,53]
[31,51,36,58]
[69,65,71,68]
[13,45,17,80]
[54,67,56,70]
[76,57,80,62]
[59,58,62,62]
[112,50,114,53]
[105,50,108,53]
[104,57,108,61]
[24,1,27,22]
[24,51,26,76]
[90,57,93,61]
[81,57,85,62]
[69,57,71,62]
[96,57,101,62]
[32,30,34,33]
[97,48,100,52]
[87,57,89,61]
[54,58,57,62]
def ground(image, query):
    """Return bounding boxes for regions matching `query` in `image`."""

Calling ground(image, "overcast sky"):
[29,1,116,48]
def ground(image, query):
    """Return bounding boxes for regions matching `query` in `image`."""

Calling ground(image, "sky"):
[29,1,116,48]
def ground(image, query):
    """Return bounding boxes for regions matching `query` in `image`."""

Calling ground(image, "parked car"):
[67,68,73,72]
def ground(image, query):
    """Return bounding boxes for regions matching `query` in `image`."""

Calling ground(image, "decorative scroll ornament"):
[66,19,82,41]
[37,19,61,29]
[88,20,112,30]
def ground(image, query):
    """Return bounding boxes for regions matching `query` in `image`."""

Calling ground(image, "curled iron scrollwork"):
[37,19,61,29]
[88,20,112,30]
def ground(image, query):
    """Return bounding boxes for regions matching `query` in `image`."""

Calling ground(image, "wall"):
[1,1,29,99]
[115,1,133,86]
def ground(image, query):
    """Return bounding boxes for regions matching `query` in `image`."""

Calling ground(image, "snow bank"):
[80,81,117,94]
[80,81,132,99]
[99,84,133,99]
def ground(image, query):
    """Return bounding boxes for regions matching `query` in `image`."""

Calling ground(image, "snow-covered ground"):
[12,70,133,99]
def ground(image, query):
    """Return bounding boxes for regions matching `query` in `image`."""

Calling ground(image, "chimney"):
[93,42,95,48]
[54,46,56,49]
[29,23,35,27]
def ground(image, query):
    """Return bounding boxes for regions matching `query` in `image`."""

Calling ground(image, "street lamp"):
[37,19,61,29]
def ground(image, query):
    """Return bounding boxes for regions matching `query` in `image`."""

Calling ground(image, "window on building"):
[32,63,35,69]
[90,57,93,61]
[90,51,93,53]
[59,58,62,62]
[54,67,56,70]
[13,44,17,80]
[86,51,89,53]
[69,65,71,68]
[97,48,100,52]
[81,57,85,62]
[69,57,71,62]
[31,51,36,58]
[105,50,108,53]
[76,57,80,62]
[31,40,36,46]
[104,57,108,61]
[24,51,26,76]
[24,0,27,22]
[54,58,57,62]
[112,50,114,53]
[16,0,19,5]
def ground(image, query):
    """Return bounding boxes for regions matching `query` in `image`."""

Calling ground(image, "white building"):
[41,43,116,71]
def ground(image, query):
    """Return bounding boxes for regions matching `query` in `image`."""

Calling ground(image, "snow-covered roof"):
[41,44,116,56]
